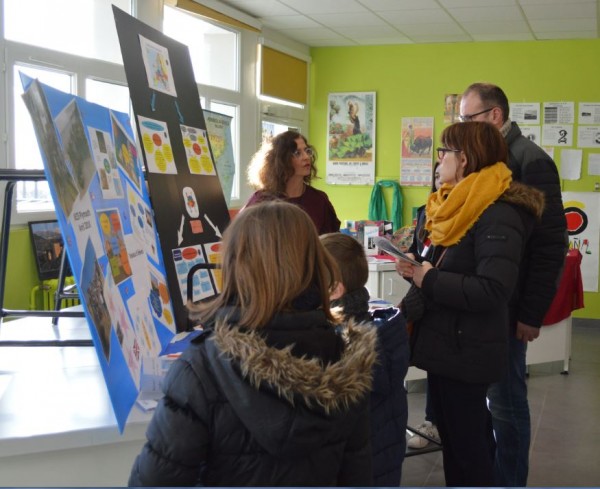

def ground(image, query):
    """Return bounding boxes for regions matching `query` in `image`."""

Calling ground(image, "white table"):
[0,313,151,487]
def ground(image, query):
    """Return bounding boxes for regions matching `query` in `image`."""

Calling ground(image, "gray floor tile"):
[401,318,600,487]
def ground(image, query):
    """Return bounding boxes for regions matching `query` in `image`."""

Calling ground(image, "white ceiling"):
[216,0,599,46]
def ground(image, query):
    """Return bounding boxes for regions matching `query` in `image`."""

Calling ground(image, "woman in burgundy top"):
[245,131,340,235]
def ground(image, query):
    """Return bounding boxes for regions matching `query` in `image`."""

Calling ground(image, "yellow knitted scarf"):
[425,162,512,246]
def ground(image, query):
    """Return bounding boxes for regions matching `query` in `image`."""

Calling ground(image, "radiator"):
[30,277,80,311]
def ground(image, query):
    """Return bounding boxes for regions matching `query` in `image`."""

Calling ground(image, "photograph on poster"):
[140,34,177,97]
[55,99,97,195]
[138,115,178,174]
[112,112,142,191]
[21,76,79,217]
[80,240,112,360]
[327,91,375,185]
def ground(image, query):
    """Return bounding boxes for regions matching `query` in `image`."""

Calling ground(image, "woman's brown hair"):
[247,130,318,195]
[190,201,338,329]
[441,121,508,180]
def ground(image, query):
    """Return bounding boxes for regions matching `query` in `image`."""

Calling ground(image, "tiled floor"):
[401,318,600,487]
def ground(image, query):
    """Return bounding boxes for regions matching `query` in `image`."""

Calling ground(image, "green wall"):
[2,226,40,311]
[308,39,600,319]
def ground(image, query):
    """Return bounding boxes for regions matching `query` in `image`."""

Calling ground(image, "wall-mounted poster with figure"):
[327,91,375,185]
[21,75,177,432]
[400,117,434,187]
[113,7,230,331]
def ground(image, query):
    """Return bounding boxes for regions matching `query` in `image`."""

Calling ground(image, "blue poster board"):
[21,75,176,432]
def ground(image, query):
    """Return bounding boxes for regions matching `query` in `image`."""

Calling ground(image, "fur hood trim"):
[212,319,377,414]
[500,181,545,220]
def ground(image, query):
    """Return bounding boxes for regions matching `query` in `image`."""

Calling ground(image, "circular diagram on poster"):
[564,206,587,235]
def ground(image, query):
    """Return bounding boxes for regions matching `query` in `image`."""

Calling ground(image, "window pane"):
[4,0,130,64]
[13,65,74,211]
[86,78,130,114]
[163,6,238,91]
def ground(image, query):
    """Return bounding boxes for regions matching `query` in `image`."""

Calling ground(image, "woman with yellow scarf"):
[397,121,544,487]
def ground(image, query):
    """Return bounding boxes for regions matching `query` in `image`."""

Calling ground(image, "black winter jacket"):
[411,182,544,384]
[128,308,377,487]
[333,288,409,486]
[506,122,568,328]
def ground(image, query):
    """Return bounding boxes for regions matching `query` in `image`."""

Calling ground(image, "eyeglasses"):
[292,147,314,158]
[436,147,462,160]
[458,107,495,122]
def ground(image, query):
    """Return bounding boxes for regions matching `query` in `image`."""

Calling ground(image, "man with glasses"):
[460,83,568,487]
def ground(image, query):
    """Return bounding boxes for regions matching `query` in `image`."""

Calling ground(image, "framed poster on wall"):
[326,91,375,185]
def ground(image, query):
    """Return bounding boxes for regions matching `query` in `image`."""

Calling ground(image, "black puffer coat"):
[128,308,377,487]
[411,182,544,384]
[506,122,568,328]
[333,288,409,486]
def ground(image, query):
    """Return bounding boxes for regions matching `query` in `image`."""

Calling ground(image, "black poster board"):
[113,7,230,331]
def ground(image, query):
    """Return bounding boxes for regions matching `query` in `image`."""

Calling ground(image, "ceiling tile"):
[518,0,594,5]
[282,26,349,40]
[305,38,357,46]
[440,0,516,7]
[409,33,473,43]
[462,20,531,34]
[332,25,402,37]
[383,9,455,24]
[357,0,440,10]
[279,0,366,14]
[309,12,390,27]
[217,0,600,46]
[394,22,465,36]
[218,0,298,16]
[259,15,321,28]
[521,3,596,20]
[448,6,524,22]
[472,32,535,41]
[535,30,597,40]
[357,36,414,45]
[529,18,597,32]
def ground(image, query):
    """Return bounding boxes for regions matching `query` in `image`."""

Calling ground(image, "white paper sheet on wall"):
[560,149,582,180]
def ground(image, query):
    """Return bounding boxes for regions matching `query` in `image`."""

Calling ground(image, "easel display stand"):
[0,169,87,347]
